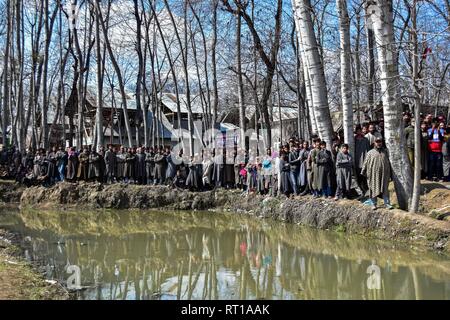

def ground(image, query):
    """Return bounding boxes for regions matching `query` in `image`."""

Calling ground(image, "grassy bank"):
[0,230,69,300]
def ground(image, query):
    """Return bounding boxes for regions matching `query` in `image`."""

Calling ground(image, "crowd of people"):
[1,113,449,211]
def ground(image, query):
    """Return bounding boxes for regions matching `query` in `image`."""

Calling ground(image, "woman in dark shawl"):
[66,147,78,181]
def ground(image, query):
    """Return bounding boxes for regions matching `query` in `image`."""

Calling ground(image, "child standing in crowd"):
[246,160,257,195]
[262,148,274,195]
[237,163,247,192]
[309,139,321,198]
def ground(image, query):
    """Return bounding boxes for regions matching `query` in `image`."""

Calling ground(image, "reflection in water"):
[0,209,449,300]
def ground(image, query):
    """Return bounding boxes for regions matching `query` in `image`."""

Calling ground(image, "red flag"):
[422,47,432,60]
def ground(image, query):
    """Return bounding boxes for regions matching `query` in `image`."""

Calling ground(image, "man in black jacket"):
[104,145,117,184]
[288,144,300,195]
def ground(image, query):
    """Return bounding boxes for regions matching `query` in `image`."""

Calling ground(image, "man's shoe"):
[385,204,394,210]
[371,205,377,211]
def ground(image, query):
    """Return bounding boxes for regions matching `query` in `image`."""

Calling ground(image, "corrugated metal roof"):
[161,93,208,115]
[220,123,239,131]
[245,105,298,122]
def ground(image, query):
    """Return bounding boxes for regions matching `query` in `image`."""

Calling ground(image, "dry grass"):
[0,234,69,300]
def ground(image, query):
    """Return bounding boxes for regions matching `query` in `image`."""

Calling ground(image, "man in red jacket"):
[427,120,445,181]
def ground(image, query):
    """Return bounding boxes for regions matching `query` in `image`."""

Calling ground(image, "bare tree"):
[95,0,104,150]
[95,0,133,147]
[222,0,284,148]
[211,0,219,135]
[2,0,12,146]
[336,0,354,154]
[133,0,144,147]
[408,0,421,213]
[292,0,334,146]
[235,8,246,150]
[367,0,413,209]
[162,0,195,155]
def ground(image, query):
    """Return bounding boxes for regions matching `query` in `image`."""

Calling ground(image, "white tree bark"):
[410,0,421,213]
[292,6,317,135]
[236,11,246,150]
[336,0,354,155]
[300,43,317,135]
[95,0,104,151]
[1,0,10,146]
[368,0,413,209]
[292,0,333,146]
[41,0,49,149]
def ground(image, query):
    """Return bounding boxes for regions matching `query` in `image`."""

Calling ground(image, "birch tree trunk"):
[368,0,413,209]
[365,8,376,116]
[292,0,333,147]
[354,8,362,124]
[2,0,12,146]
[95,0,104,151]
[15,0,25,151]
[336,0,354,155]
[236,10,246,151]
[410,0,421,213]
[58,6,66,147]
[141,3,150,148]
[301,51,317,135]
[211,0,219,137]
[133,0,143,147]
[292,30,306,139]
[41,0,49,149]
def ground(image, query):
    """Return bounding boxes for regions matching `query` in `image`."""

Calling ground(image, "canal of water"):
[0,208,449,300]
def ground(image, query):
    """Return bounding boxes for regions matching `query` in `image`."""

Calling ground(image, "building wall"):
[272,119,298,143]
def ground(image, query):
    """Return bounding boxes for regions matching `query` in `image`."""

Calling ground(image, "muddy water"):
[0,208,449,300]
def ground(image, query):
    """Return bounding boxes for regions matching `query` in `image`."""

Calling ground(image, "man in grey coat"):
[104,145,117,184]
[88,149,102,182]
[153,148,167,185]
[135,147,146,185]
[361,137,393,210]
